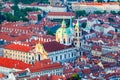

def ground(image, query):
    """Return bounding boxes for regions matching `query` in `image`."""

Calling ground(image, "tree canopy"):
[9,0,49,4]
[75,10,86,17]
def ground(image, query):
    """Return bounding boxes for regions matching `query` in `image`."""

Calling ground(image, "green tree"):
[38,14,42,21]
[3,13,19,22]
[110,11,117,15]
[75,10,86,17]
[0,12,5,23]
[103,10,107,14]
[118,11,120,15]
[46,30,54,36]
[11,0,49,4]
[71,73,81,80]
[94,11,103,14]
[82,22,87,28]
[97,0,103,2]
[108,18,115,22]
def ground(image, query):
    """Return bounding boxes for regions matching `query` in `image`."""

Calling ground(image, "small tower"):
[74,20,82,48]
[69,16,74,33]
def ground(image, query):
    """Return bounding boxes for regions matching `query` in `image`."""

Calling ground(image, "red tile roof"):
[1,8,12,12]
[92,46,102,52]
[5,43,33,52]
[0,57,32,70]
[47,12,75,17]
[104,73,120,79]
[30,59,62,72]
[43,41,72,52]
[28,74,66,80]
[0,32,31,42]
[82,69,91,74]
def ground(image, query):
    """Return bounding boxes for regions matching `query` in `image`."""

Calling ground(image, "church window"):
[79,32,81,37]
[63,39,65,44]
[76,33,77,37]
[64,54,66,59]
[38,54,40,61]
[69,38,71,43]
[60,55,62,60]
[72,53,74,57]
[56,56,58,61]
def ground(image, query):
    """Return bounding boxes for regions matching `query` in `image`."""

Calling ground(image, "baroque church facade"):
[56,18,82,48]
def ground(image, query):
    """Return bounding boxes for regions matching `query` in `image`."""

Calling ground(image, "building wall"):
[91,50,102,56]
[48,47,78,63]
[72,3,120,13]
[47,15,75,20]
[101,56,116,63]
[31,68,63,77]
[18,4,67,12]
[3,49,40,64]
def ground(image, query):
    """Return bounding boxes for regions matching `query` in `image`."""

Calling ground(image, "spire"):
[61,19,66,28]
[69,16,73,28]
[75,20,80,30]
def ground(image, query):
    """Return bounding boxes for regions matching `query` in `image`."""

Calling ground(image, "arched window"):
[38,54,40,61]
[76,33,77,37]
[63,38,65,44]
[64,54,66,59]
[56,56,58,61]
[60,55,62,60]
[79,32,81,37]
[69,38,71,43]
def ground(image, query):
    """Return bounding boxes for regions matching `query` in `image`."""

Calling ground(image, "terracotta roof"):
[47,12,75,16]
[43,41,72,52]
[82,69,91,74]
[28,74,66,80]
[28,15,37,20]
[5,43,33,52]
[92,46,102,52]
[1,8,12,12]
[0,57,32,70]
[0,33,31,42]
[30,59,62,72]
[104,73,120,79]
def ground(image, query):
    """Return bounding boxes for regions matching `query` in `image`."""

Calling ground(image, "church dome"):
[56,19,72,36]
[56,27,72,36]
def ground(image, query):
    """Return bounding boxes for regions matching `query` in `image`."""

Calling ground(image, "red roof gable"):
[0,57,32,70]
[43,41,72,52]
[30,59,62,72]
[5,43,33,52]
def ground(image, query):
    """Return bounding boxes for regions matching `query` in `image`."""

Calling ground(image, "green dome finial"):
[69,16,73,28]
[61,19,66,28]
[75,20,80,30]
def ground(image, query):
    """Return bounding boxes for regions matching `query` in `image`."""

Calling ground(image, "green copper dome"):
[56,19,72,36]
[56,27,72,35]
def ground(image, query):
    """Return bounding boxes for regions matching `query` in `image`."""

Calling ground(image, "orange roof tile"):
[5,43,33,52]
[0,57,32,70]
[30,59,62,72]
